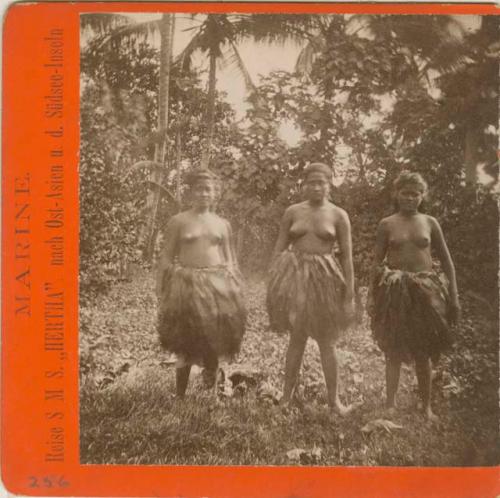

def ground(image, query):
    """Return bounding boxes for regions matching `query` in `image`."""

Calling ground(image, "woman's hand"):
[343,297,355,321]
[367,287,375,312]
[229,264,244,282]
[156,268,166,300]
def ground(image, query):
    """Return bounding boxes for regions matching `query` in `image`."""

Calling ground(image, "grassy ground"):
[80,270,499,466]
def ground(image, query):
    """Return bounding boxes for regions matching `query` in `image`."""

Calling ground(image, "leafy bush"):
[80,15,498,300]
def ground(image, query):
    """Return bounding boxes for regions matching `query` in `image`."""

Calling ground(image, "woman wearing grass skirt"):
[370,171,460,421]
[267,163,357,415]
[156,169,246,398]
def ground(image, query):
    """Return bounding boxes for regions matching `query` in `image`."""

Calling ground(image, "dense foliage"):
[79,14,499,469]
[80,14,498,300]
[80,37,237,296]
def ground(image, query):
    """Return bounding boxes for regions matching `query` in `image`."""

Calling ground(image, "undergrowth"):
[80,271,499,466]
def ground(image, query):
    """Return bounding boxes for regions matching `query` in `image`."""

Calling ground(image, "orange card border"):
[2,2,499,497]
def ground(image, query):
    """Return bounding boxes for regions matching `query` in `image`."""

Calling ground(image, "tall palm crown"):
[81,13,266,256]
[178,14,259,167]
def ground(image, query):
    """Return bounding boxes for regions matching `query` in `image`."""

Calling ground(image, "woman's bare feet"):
[384,404,397,417]
[424,405,439,422]
[332,399,363,417]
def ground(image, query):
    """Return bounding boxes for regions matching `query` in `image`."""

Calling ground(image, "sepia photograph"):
[78,12,499,467]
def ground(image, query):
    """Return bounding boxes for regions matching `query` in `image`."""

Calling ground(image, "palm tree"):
[146,13,175,260]
[241,14,345,165]
[246,13,497,186]
[178,14,259,168]
[446,15,499,185]
[83,13,267,258]
[82,13,177,260]
[344,14,497,186]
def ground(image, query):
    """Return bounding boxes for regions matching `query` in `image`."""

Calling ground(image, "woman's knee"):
[414,353,431,367]
[316,336,336,353]
[289,332,307,350]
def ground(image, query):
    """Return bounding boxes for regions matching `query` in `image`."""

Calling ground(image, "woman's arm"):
[221,220,236,265]
[336,209,355,304]
[373,219,389,268]
[368,219,389,310]
[156,216,180,297]
[429,216,460,322]
[271,207,293,260]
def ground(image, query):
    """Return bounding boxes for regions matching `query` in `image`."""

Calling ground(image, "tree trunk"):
[175,125,182,206]
[201,50,217,169]
[356,152,367,183]
[464,16,499,188]
[319,66,334,167]
[464,124,479,186]
[144,13,175,261]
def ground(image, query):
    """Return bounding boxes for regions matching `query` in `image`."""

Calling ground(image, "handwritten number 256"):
[28,475,69,488]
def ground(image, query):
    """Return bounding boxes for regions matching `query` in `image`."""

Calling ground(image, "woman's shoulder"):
[287,201,307,211]
[327,202,350,221]
[170,211,189,223]
[377,214,398,231]
[283,202,306,218]
[421,214,442,230]
[380,212,400,224]
[204,212,233,232]
[408,212,439,228]
[166,210,196,228]
[421,213,438,223]
[213,213,231,226]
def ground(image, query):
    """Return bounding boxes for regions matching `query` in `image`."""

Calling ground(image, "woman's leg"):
[176,365,192,397]
[415,355,437,421]
[317,338,355,415]
[202,347,219,390]
[385,354,402,409]
[281,332,307,405]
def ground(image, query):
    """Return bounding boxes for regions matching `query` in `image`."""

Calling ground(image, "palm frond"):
[347,15,390,41]
[226,40,256,92]
[175,31,204,71]
[95,19,161,51]
[295,42,314,76]
[80,13,133,36]
[294,35,325,75]
[235,14,318,46]
[426,51,473,77]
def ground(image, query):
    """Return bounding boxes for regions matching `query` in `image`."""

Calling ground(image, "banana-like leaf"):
[142,180,177,203]
[129,160,165,174]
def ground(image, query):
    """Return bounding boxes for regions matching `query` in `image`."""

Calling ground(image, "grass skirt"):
[266,250,347,342]
[370,265,452,363]
[158,264,246,367]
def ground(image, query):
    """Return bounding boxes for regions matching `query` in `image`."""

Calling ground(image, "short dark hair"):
[393,171,428,194]
[303,162,332,181]
[185,168,219,187]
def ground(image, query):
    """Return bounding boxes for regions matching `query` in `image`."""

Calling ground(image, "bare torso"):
[383,213,433,272]
[174,211,228,267]
[288,201,341,254]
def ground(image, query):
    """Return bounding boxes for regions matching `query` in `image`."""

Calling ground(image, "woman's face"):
[303,172,330,202]
[192,179,216,209]
[396,184,425,213]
